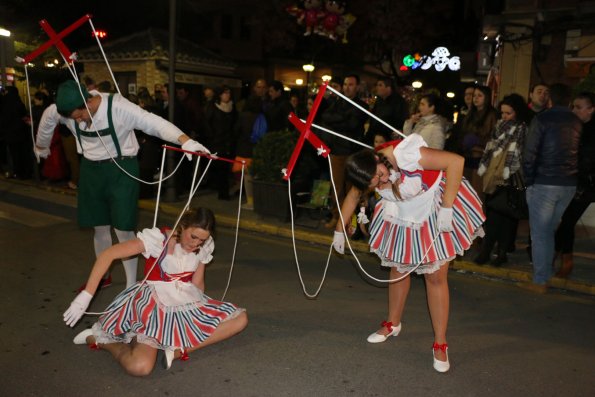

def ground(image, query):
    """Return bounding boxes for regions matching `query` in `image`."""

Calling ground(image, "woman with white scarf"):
[475,94,530,265]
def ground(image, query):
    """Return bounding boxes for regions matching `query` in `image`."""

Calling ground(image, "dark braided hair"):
[345,149,402,199]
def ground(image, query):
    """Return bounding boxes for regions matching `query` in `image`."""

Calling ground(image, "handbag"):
[486,172,528,219]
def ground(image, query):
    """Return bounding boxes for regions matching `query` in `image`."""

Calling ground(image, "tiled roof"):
[77,28,236,68]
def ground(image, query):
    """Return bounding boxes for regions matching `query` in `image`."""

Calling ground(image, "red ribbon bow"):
[381,321,393,333]
[432,342,448,352]
[180,349,190,361]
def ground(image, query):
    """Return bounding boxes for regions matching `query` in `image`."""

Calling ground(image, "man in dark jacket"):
[521,83,582,293]
[366,78,408,145]
[264,80,293,132]
[320,74,368,228]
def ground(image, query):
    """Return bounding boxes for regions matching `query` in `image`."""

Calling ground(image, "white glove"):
[63,290,93,327]
[137,227,165,258]
[437,207,454,232]
[34,146,51,160]
[332,231,345,254]
[181,139,210,160]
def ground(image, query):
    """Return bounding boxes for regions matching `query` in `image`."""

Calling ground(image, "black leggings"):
[555,198,592,254]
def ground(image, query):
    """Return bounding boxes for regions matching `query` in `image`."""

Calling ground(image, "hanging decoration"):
[401,47,461,72]
[286,0,356,43]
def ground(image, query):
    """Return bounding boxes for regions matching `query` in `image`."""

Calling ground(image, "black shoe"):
[474,252,490,265]
[491,253,508,267]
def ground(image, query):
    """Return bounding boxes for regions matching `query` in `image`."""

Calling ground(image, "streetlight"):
[0,27,11,89]
[302,63,315,97]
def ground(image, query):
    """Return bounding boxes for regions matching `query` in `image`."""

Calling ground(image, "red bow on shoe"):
[381,321,393,333]
[432,342,448,352]
[180,350,190,361]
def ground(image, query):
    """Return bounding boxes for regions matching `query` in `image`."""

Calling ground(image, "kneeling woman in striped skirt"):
[63,207,248,376]
[331,134,485,373]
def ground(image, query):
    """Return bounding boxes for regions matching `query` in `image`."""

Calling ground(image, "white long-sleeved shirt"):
[36,92,185,161]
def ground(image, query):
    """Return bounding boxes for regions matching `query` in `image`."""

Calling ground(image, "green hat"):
[56,80,90,115]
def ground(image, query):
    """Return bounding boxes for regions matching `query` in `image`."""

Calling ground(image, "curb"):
[138,198,595,297]
[3,178,591,297]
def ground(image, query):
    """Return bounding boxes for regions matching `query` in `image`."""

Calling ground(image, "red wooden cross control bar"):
[19,14,92,64]
[283,83,330,181]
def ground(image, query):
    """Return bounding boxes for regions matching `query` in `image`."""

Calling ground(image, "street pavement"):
[1,177,595,396]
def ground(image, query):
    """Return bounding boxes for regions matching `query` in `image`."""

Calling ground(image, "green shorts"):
[78,157,139,230]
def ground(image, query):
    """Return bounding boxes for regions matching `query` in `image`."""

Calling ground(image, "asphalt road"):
[1,181,594,397]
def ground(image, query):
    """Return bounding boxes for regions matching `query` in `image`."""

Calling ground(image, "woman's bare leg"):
[87,335,158,377]
[424,262,450,361]
[375,267,410,335]
[184,311,248,355]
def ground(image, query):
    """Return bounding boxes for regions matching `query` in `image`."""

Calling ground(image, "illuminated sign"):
[402,47,460,72]
[92,30,107,39]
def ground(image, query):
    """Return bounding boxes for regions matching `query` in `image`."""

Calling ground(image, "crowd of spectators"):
[1,74,593,291]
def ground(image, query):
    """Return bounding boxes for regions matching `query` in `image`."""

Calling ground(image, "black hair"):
[345,149,400,199]
[376,77,395,91]
[57,103,87,118]
[214,85,232,103]
[270,80,284,92]
[345,150,377,191]
[549,83,572,107]
[420,93,443,115]
[574,91,595,107]
[345,74,360,85]
[529,82,549,94]
[499,93,531,124]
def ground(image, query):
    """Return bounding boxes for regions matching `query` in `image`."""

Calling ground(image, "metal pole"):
[0,37,7,89]
[164,0,178,202]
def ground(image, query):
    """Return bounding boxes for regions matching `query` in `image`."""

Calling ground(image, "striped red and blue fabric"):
[97,283,239,349]
[369,177,485,267]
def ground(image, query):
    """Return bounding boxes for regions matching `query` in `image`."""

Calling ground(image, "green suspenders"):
[75,94,122,158]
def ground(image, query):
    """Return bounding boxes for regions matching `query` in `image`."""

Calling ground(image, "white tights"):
[93,226,138,288]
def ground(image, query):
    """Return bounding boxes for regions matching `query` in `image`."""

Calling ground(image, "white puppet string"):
[88,19,121,95]
[85,147,245,315]
[299,119,373,150]
[286,174,333,299]
[325,154,441,283]
[325,85,407,139]
[219,163,245,301]
[86,152,202,315]
[84,153,210,316]
[284,152,438,295]
[67,66,187,186]
[23,16,184,186]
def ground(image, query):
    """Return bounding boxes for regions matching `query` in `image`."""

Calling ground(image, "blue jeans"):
[526,184,576,284]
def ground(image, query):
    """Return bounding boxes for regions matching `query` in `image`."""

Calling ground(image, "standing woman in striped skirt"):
[331,134,485,373]
[63,207,248,376]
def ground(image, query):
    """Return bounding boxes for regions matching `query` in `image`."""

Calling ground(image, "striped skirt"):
[92,281,243,350]
[368,178,485,274]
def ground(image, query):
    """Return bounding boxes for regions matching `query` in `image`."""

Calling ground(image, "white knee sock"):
[94,226,112,279]
[114,228,138,288]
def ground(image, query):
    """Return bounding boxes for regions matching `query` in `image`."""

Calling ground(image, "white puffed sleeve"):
[394,134,428,171]
[196,236,215,264]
